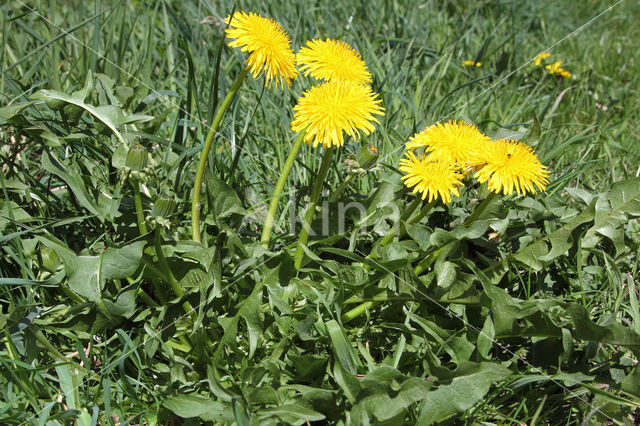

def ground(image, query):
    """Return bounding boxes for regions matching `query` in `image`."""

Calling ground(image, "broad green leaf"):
[621,365,640,399]
[55,365,81,411]
[37,235,144,302]
[333,352,362,402]
[477,316,495,359]
[41,151,104,219]
[216,278,264,361]
[566,304,640,355]
[0,200,31,231]
[163,394,225,421]
[512,199,595,270]
[0,102,35,124]
[205,170,246,229]
[435,261,456,288]
[101,241,146,280]
[417,362,511,425]
[356,366,432,421]
[582,177,640,254]
[256,404,325,424]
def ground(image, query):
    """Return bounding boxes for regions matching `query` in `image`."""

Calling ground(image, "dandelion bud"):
[151,196,176,219]
[355,144,379,170]
[126,144,149,172]
[151,196,176,228]
[41,247,61,272]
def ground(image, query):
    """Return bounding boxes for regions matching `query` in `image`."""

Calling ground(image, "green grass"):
[1,0,640,424]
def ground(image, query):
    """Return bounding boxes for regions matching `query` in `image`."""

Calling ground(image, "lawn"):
[1,0,640,424]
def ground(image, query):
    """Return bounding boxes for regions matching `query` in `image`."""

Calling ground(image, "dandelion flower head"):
[225,12,297,87]
[474,139,550,195]
[406,120,490,166]
[534,52,551,66]
[399,151,463,204]
[545,61,571,79]
[462,60,482,67]
[291,80,385,149]
[297,39,372,84]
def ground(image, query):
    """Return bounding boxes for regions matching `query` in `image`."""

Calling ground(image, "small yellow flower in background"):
[545,60,571,79]
[546,61,562,73]
[462,60,482,67]
[534,52,552,66]
[406,120,491,166]
[297,39,372,84]
[399,151,463,203]
[291,80,385,149]
[225,12,297,87]
[474,139,550,195]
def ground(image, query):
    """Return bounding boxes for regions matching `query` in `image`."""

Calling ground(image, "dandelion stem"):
[132,182,148,236]
[294,147,334,270]
[463,190,496,225]
[260,130,306,249]
[407,200,436,226]
[191,68,249,243]
[341,295,483,323]
[328,173,355,203]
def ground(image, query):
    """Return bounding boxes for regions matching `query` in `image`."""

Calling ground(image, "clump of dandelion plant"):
[191,11,297,243]
[346,121,551,323]
[259,38,384,258]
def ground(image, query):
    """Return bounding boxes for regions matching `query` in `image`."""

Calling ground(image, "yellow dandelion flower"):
[474,139,550,195]
[559,69,572,79]
[405,120,491,166]
[225,12,297,87]
[534,52,551,66]
[462,60,482,67]
[399,151,463,204]
[297,39,372,84]
[545,60,562,73]
[291,80,385,149]
[545,60,571,78]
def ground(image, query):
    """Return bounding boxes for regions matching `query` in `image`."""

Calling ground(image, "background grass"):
[1,0,640,424]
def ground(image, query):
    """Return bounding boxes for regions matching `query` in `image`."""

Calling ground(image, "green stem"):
[260,130,306,249]
[137,287,159,307]
[191,68,249,243]
[344,295,483,305]
[407,200,436,225]
[328,173,355,203]
[342,300,377,323]
[154,228,183,298]
[463,190,496,225]
[132,182,147,236]
[294,147,334,270]
[341,294,484,323]
[29,326,68,363]
[414,244,449,275]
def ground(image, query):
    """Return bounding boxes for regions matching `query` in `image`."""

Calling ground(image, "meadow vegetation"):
[1,0,640,424]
